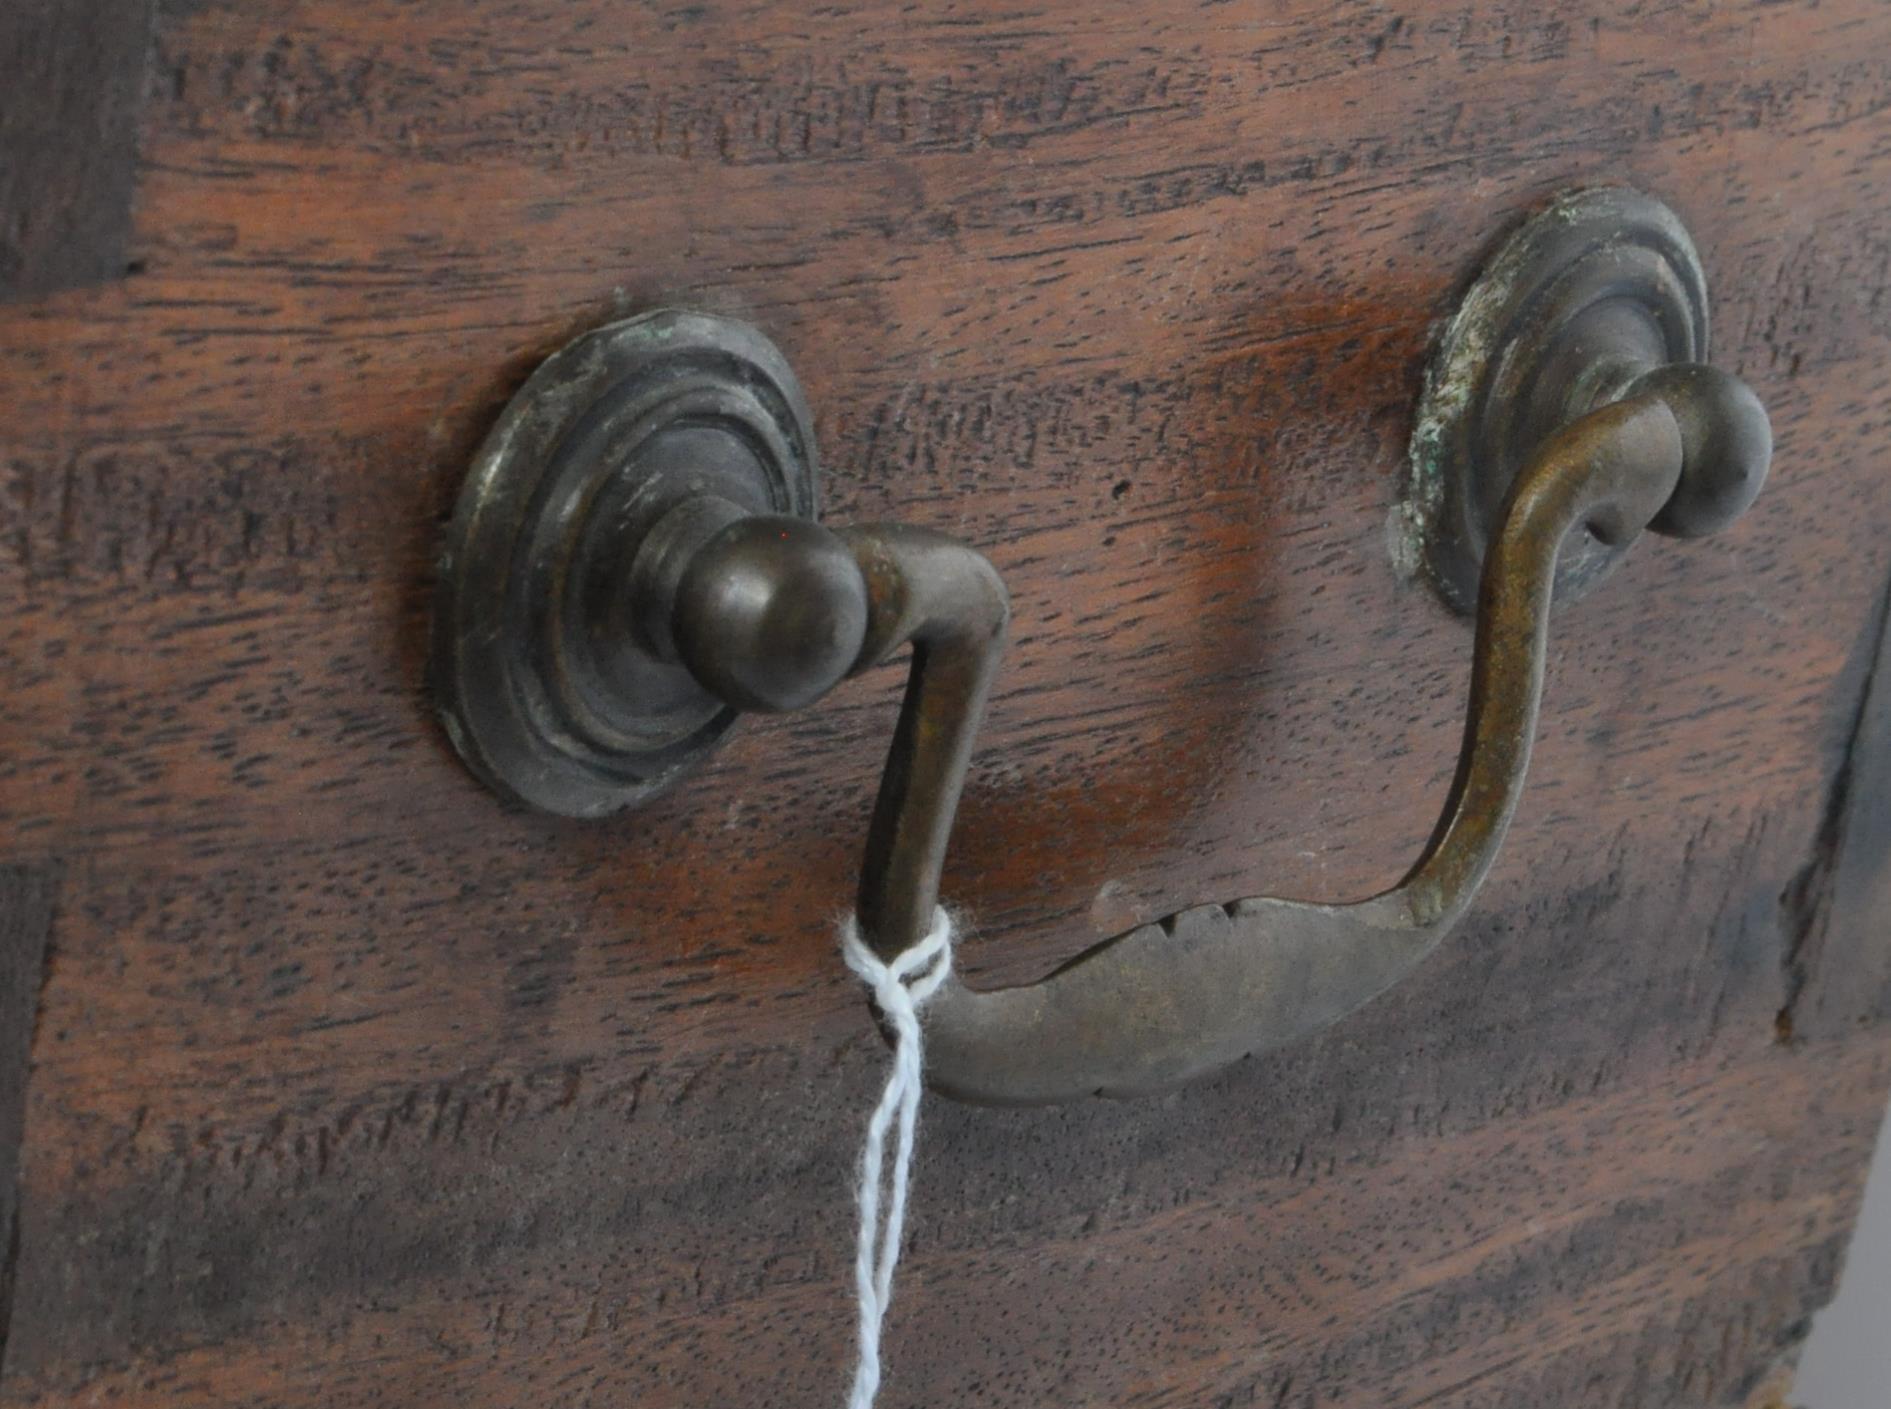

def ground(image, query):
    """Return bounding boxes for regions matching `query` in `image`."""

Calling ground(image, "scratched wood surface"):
[4,1,1891,1405]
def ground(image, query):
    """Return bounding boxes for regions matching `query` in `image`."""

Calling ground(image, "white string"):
[838,907,954,1409]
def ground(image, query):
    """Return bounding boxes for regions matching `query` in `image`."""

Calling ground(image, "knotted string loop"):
[837,907,953,1409]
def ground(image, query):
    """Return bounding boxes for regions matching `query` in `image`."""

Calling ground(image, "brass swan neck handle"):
[863,378,1759,1103]
[432,188,1772,1106]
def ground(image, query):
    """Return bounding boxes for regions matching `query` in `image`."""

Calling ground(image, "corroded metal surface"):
[431,309,819,816]
[434,263,1772,1103]
[1402,187,1711,611]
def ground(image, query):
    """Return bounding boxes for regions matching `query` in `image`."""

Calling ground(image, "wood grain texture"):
[0,0,156,300]
[2,0,1891,1404]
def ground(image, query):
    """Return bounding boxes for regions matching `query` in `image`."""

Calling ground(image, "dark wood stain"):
[0,865,56,1379]
[0,0,156,300]
[2,0,1891,1404]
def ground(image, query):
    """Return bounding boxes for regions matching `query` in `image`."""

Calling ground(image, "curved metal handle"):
[431,190,1774,1108]
[846,383,1761,1103]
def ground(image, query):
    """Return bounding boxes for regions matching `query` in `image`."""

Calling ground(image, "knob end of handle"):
[1634,364,1773,539]
[675,516,870,713]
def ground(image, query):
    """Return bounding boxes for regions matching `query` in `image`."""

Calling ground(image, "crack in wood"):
[1777,565,1891,1046]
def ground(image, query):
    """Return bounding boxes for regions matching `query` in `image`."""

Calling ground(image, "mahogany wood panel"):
[3,0,1891,1405]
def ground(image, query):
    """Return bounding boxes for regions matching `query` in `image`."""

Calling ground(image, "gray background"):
[1796,1096,1891,1406]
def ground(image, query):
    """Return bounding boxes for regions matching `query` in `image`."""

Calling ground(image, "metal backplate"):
[432,310,818,816]
[1403,187,1709,611]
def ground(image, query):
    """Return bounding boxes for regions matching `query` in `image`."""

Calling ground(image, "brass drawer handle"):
[433,188,1769,1106]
